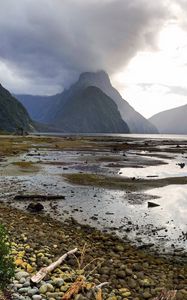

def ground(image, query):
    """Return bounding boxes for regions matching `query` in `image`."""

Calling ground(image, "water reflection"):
[0,172,186,252]
[119,153,187,179]
[0,146,186,254]
[146,185,187,232]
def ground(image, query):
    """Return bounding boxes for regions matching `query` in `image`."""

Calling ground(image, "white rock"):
[32,295,42,300]
[15,271,30,281]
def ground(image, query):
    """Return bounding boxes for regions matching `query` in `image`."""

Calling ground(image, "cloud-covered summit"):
[0,0,171,94]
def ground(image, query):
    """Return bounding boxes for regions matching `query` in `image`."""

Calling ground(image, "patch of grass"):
[96,156,124,162]
[0,136,106,157]
[0,224,15,290]
[0,138,30,156]
[0,135,59,156]
[12,161,40,172]
[64,173,187,191]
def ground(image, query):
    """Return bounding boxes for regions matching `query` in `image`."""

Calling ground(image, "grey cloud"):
[0,0,171,94]
[172,0,187,28]
[167,86,187,96]
[138,83,156,90]
[138,83,187,97]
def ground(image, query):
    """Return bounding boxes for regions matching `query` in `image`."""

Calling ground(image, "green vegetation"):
[0,140,29,156]
[0,83,34,133]
[64,173,187,191]
[0,135,58,156]
[12,161,40,173]
[13,161,35,168]
[0,224,15,290]
[0,135,130,156]
[0,130,8,135]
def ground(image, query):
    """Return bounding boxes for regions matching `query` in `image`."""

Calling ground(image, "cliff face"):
[71,71,158,134]
[52,86,129,133]
[0,84,34,133]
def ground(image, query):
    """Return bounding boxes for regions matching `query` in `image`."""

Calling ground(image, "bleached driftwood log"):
[95,282,109,290]
[31,248,78,283]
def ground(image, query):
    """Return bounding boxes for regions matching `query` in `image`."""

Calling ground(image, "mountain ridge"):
[49,85,129,133]
[0,84,35,133]
[71,71,158,133]
[16,71,158,134]
[149,104,187,134]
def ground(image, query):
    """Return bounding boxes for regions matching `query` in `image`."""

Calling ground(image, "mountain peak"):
[16,70,158,134]
[78,70,111,87]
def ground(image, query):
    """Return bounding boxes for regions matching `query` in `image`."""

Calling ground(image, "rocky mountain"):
[49,86,129,133]
[16,94,61,123]
[149,104,187,134]
[72,71,158,133]
[17,71,158,133]
[0,84,35,133]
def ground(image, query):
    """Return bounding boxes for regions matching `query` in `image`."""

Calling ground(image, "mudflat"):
[0,134,187,299]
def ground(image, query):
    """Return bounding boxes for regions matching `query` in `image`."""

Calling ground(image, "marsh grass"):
[64,173,187,191]
[0,136,107,156]
[96,155,124,162]
[12,161,40,172]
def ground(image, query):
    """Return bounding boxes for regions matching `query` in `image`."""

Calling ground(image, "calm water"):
[33,132,187,140]
[119,152,187,179]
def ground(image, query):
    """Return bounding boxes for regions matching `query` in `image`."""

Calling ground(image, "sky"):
[0,0,187,118]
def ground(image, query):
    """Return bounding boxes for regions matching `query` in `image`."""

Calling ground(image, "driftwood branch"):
[95,282,109,290]
[31,248,78,283]
[14,194,65,201]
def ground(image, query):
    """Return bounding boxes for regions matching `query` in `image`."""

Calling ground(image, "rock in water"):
[27,203,44,212]
[148,201,160,208]
[177,163,185,169]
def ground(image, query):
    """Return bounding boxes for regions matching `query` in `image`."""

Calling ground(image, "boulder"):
[27,203,44,212]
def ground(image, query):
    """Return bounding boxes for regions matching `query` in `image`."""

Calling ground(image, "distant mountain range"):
[16,93,62,124]
[3,69,186,135]
[149,104,187,134]
[0,84,34,133]
[16,71,158,134]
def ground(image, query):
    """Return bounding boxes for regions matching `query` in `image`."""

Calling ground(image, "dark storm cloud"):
[0,0,171,94]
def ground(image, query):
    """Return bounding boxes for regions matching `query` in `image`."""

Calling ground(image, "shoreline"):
[0,202,187,299]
